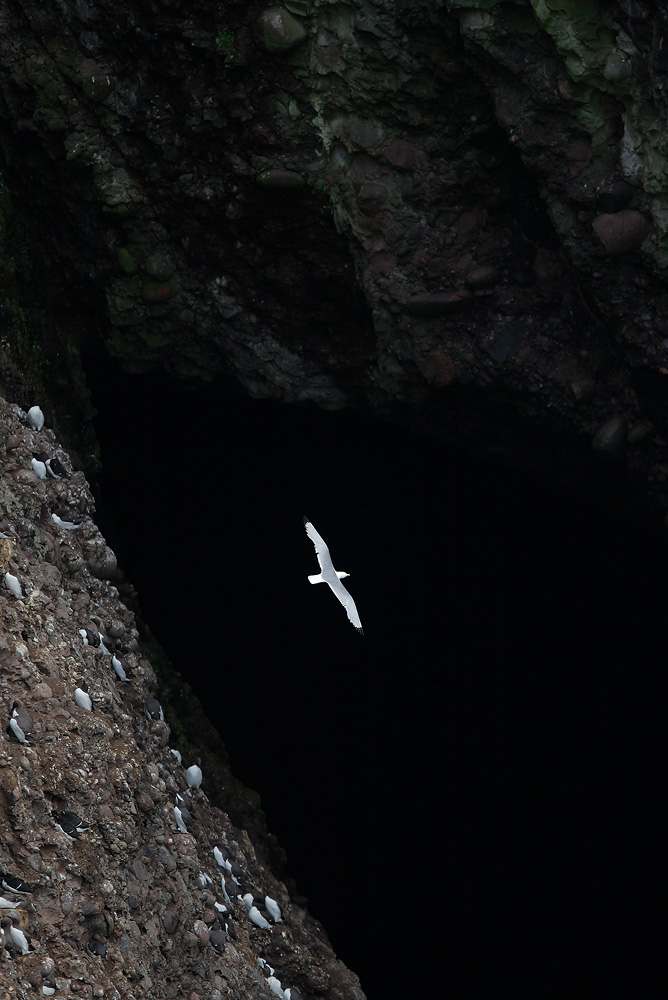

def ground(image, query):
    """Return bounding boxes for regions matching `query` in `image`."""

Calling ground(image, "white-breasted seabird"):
[267,976,285,999]
[196,872,213,888]
[242,893,272,930]
[74,682,93,712]
[1,916,30,954]
[53,809,90,841]
[52,510,84,530]
[4,572,23,600]
[31,457,47,479]
[111,653,134,682]
[213,845,232,872]
[185,763,202,789]
[284,988,303,1000]
[79,627,100,648]
[174,805,190,833]
[303,517,363,634]
[209,921,226,954]
[0,895,27,909]
[8,700,35,744]
[45,457,68,479]
[145,695,164,721]
[27,406,44,431]
[264,895,282,922]
[169,748,182,763]
[0,871,34,895]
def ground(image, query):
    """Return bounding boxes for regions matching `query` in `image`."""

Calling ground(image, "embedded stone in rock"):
[592,414,627,459]
[383,139,427,170]
[85,544,118,580]
[258,8,308,53]
[407,290,473,316]
[145,253,175,281]
[358,182,388,214]
[603,51,632,82]
[257,169,305,190]
[465,264,500,290]
[592,210,651,256]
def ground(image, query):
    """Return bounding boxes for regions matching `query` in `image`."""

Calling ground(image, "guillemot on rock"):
[111,652,134,682]
[31,456,47,479]
[74,682,93,712]
[0,870,34,895]
[51,510,84,530]
[145,695,164,721]
[1,916,30,954]
[27,406,44,431]
[45,457,67,479]
[8,700,35,744]
[242,893,272,930]
[4,572,24,599]
[185,762,202,789]
[52,810,90,841]
[0,895,28,909]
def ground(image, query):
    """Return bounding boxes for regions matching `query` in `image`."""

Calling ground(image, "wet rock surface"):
[0,395,364,999]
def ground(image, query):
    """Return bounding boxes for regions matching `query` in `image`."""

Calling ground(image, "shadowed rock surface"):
[0,394,363,998]
[2,2,668,518]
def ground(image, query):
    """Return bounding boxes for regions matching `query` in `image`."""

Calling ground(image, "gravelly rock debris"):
[1,393,364,999]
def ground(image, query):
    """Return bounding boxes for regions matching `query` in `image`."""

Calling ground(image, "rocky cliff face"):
[2,2,668,518]
[0,394,364,998]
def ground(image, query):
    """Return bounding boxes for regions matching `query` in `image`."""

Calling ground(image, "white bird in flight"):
[303,517,363,634]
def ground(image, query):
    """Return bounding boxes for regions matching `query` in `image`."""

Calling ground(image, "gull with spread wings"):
[303,516,363,635]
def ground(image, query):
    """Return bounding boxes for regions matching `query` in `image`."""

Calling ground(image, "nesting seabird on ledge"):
[27,405,44,431]
[52,510,84,530]
[185,763,202,789]
[145,695,164,721]
[31,456,47,480]
[74,682,93,712]
[1,916,30,954]
[8,700,35,744]
[0,895,27,909]
[111,653,134,683]
[303,517,363,634]
[0,871,34,896]
[4,572,23,600]
[53,810,90,841]
[45,457,68,479]
[264,895,282,923]
[242,893,272,930]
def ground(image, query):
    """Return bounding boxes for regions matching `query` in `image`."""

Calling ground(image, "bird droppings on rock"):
[0,393,365,998]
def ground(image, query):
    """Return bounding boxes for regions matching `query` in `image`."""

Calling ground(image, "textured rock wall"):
[0,0,666,516]
[2,3,668,498]
[0,395,364,999]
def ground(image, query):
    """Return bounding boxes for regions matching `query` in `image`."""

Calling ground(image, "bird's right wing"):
[303,517,334,574]
[328,575,364,634]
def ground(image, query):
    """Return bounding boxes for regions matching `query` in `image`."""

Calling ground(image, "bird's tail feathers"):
[308,574,324,584]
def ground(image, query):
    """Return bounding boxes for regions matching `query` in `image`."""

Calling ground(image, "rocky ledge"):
[0,393,363,999]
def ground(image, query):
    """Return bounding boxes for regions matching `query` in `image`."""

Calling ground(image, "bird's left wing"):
[303,517,333,574]
[328,576,364,635]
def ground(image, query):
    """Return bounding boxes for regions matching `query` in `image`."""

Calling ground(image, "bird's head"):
[336,570,350,579]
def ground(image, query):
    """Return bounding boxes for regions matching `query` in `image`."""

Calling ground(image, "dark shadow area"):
[85,363,663,997]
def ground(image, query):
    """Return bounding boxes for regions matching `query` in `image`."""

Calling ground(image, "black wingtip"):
[356,627,364,636]
[303,515,310,525]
